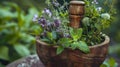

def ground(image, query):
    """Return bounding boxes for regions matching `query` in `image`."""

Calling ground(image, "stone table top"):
[6,55,45,67]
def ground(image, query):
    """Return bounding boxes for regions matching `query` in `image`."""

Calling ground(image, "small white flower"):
[101,13,110,20]
[42,8,52,17]
[96,7,102,11]
[32,14,38,22]
[34,14,38,18]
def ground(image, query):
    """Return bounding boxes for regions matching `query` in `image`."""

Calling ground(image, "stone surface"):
[6,55,45,67]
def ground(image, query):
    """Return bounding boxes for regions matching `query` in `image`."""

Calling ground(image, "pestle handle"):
[69,1,85,28]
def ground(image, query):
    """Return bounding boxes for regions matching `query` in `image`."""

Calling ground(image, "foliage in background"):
[0,2,41,62]
[100,57,118,67]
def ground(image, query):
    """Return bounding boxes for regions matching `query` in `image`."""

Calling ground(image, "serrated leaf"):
[78,41,90,53]
[0,46,9,60]
[71,42,78,50]
[70,28,83,41]
[56,46,64,55]
[14,44,30,57]
[58,38,72,47]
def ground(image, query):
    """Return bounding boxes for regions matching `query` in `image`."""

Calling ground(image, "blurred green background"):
[0,0,120,67]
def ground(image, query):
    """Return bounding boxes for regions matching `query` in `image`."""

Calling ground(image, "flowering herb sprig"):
[82,0,116,45]
[32,0,116,54]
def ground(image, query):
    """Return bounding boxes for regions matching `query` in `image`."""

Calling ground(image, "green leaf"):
[46,31,57,41]
[101,58,118,67]
[18,11,24,29]
[77,41,90,53]
[24,7,39,28]
[14,44,30,57]
[0,9,17,18]
[100,64,107,67]
[3,2,19,10]
[20,33,35,43]
[70,28,83,41]
[46,32,53,40]
[108,57,116,67]
[56,46,64,55]
[71,42,78,50]
[95,23,101,31]
[58,38,72,47]
[52,31,57,40]
[0,46,9,60]
[30,25,43,35]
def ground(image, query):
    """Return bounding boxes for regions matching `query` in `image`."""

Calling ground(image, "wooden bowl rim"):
[36,35,110,49]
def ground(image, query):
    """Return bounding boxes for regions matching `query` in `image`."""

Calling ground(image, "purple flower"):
[32,14,38,22]
[38,17,47,27]
[54,19,61,27]
[42,8,52,17]
[92,0,98,4]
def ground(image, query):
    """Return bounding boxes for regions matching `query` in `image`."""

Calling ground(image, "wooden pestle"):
[69,1,85,28]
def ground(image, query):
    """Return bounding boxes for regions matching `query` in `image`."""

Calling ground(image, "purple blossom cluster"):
[32,14,61,31]
[32,12,71,39]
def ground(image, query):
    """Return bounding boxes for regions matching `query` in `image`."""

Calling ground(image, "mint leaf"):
[70,28,83,41]
[78,41,90,53]
[71,42,78,50]
[46,32,53,40]
[58,38,72,47]
[56,46,64,55]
